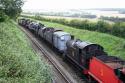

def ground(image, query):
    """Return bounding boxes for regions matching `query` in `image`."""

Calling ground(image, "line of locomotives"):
[18,18,125,83]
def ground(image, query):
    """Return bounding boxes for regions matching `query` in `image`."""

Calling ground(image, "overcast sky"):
[22,0,125,10]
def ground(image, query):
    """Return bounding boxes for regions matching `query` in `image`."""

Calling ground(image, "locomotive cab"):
[76,40,106,69]
[66,39,105,69]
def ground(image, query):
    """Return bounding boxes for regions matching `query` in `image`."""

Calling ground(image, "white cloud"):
[22,0,125,10]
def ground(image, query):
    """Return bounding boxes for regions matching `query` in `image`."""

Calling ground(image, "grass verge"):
[0,20,52,83]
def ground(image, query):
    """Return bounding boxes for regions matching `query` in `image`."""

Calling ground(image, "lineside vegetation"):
[0,20,52,83]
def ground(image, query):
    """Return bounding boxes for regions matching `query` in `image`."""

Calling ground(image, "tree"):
[0,0,24,19]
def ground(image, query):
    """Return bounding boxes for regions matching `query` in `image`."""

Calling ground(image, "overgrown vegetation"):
[0,0,23,21]
[0,20,52,83]
[0,10,8,22]
[30,20,125,59]
[21,15,125,39]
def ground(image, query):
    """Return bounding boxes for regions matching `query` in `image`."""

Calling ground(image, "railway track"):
[19,25,77,83]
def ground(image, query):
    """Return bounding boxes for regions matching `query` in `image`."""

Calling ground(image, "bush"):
[69,19,83,27]
[0,10,8,22]
[112,22,125,38]
[96,20,111,32]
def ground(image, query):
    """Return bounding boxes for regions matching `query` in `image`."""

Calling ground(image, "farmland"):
[42,16,98,22]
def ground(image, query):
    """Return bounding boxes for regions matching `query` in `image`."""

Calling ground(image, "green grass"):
[37,20,125,59]
[0,20,52,83]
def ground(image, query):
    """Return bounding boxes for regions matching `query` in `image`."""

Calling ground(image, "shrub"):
[112,22,125,38]
[96,20,111,33]
[0,10,8,22]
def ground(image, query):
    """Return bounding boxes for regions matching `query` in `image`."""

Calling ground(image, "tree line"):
[100,16,125,22]
[0,0,24,22]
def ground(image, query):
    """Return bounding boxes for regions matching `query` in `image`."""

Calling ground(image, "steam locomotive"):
[18,18,125,83]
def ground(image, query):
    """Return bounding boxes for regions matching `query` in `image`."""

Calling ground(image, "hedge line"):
[21,15,125,38]
[100,16,125,22]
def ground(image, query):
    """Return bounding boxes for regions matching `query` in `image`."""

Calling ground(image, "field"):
[85,10,125,18]
[0,20,52,83]
[22,13,113,23]
[42,15,98,22]
[36,20,125,59]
